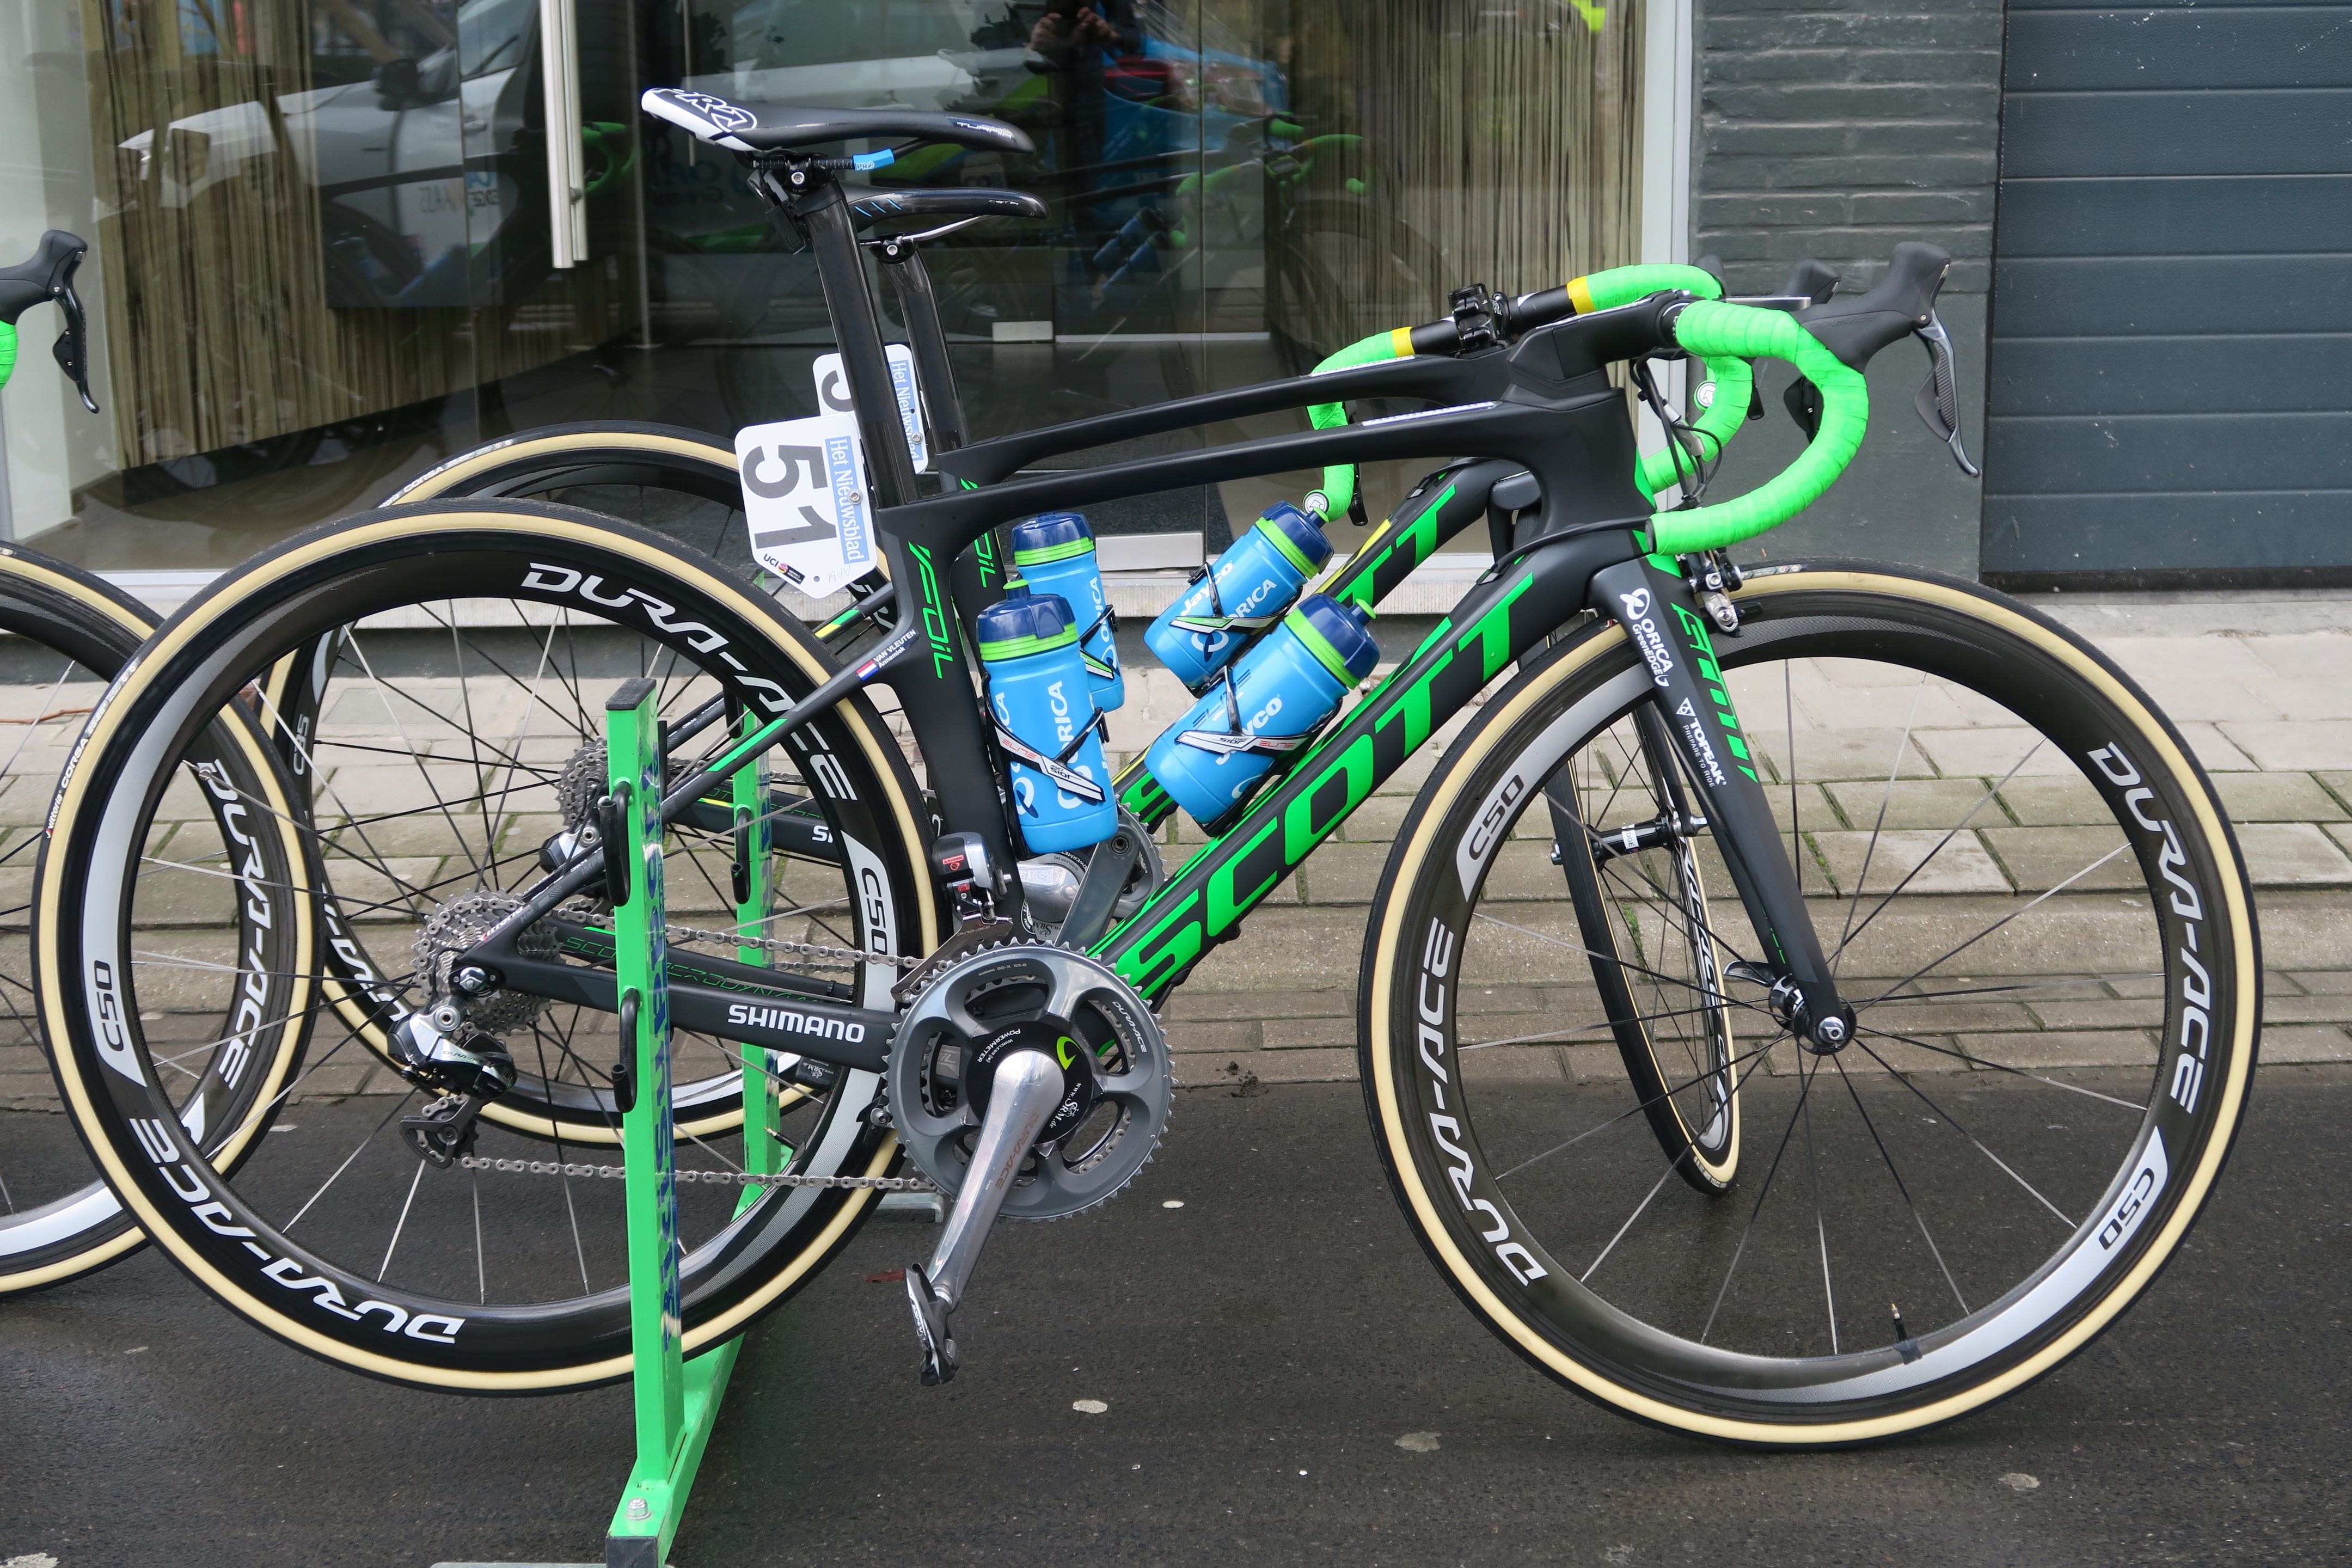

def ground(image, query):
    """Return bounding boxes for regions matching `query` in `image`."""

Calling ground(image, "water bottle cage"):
[993,715,1110,807]
[1077,603,1120,681]
[1167,559,1280,640]
[1172,670,1318,758]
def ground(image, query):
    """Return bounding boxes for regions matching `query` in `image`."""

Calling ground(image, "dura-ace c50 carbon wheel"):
[37,503,937,1388]
[0,545,316,1297]
[1360,562,2257,1444]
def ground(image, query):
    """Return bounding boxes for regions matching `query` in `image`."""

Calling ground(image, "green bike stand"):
[599,681,784,1568]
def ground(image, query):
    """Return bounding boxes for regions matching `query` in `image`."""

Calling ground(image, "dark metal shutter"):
[1982,0,2352,587]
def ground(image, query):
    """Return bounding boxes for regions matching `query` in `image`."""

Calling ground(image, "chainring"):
[886,941,1172,1221]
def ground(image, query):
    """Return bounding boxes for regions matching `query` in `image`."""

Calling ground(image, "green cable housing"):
[1646,299,1867,556]
[0,323,16,391]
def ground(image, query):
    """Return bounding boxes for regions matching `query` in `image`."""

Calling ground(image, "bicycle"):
[33,95,2258,1444]
[0,231,318,1296]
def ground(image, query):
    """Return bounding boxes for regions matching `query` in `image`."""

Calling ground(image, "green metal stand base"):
[604,1338,744,1568]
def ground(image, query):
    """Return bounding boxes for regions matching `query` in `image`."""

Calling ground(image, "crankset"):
[885,941,1173,1383]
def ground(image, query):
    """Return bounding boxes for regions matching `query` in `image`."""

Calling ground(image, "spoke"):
[1473,912,1779,1018]
[531,1027,595,1295]
[1852,1035,2075,1228]
[0,660,81,781]
[1855,843,2133,1010]
[1498,1036,1779,1181]
[341,633,489,884]
[1837,673,1929,961]
[1802,1049,1837,1353]
[1461,998,1745,1053]
[1867,973,2163,1007]
[1833,741,2048,968]
[1853,1022,2148,1113]
[1785,661,1803,897]
[1582,1150,1686,1284]
[1701,1048,1820,1346]
[472,1169,487,1304]
[1829,1051,1968,1318]
[377,1156,427,1281]
[284,1094,417,1233]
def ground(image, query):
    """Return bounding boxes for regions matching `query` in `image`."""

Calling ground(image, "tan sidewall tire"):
[1361,566,2259,1445]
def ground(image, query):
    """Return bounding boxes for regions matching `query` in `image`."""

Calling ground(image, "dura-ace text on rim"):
[1361,565,2257,1443]
[36,507,937,1388]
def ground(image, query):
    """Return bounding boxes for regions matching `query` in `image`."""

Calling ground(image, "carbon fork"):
[1588,556,1853,1050]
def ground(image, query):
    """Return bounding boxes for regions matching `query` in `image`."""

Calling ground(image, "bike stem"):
[1589,555,1853,1048]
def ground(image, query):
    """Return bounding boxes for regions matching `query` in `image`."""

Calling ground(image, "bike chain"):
[659,921,924,969]
[457,1155,938,1191]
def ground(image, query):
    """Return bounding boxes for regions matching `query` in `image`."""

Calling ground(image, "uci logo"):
[1619,587,1652,620]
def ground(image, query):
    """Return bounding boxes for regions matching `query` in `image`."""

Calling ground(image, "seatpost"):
[793,176,1030,922]
[880,236,1012,633]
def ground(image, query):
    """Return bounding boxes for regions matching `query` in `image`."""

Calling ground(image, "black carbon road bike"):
[32,97,2258,1444]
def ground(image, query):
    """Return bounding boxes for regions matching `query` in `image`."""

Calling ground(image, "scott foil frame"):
[462,176,1852,1070]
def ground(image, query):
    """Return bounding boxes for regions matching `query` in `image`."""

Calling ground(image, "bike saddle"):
[641,87,1033,158]
[847,186,1048,232]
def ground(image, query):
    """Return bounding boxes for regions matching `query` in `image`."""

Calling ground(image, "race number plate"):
[736,413,873,598]
[812,344,928,473]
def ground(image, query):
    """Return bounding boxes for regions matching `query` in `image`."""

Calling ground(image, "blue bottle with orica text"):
[977,590,1117,853]
[1010,512,1123,712]
[1144,593,1381,826]
[1143,501,1333,691]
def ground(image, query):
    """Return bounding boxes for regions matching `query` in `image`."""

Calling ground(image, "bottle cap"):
[1010,512,1097,567]
[975,588,1077,661]
[1284,593,1381,684]
[1250,501,1333,575]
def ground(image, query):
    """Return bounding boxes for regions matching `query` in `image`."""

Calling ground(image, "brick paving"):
[7,588,2352,1119]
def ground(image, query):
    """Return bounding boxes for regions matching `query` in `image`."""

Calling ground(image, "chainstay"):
[457,1155,938,1190]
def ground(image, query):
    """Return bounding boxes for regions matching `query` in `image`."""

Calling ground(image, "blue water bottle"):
[977,590,1117,853]
[1143,501,1333,691]
[1010,512,1123,712]
[1144,593,1381,826]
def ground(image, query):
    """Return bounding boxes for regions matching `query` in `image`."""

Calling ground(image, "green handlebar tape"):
[1567,263,1723,313]
[1636,351,1753,501]
[0,322,15,392]
[1302,327,1410,519]
[1646,299,1867,556]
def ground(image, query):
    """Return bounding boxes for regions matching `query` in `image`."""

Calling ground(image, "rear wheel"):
[1361,563,2258,1443]
[38,503,939,1388]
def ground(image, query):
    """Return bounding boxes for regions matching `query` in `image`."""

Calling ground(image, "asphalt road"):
[4,1071,2348,1567]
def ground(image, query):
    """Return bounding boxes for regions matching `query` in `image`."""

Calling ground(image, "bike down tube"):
[1589,555,1847,1034]
[1115,456,1521,829]
[1093,523,1643,1000]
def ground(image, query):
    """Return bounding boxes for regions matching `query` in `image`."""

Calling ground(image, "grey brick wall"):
[1689,0,2005,575]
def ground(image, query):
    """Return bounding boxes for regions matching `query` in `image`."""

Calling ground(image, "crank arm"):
[905,1046,1065,1385]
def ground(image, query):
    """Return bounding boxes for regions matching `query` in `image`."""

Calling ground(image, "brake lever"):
[52,265,98,414]
[1912,310,1976,477]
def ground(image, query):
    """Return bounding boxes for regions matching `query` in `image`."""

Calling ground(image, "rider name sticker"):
[736,412,873,598]
[812,344,929,473]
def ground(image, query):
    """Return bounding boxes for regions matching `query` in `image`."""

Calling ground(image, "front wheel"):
[1359,562,2257,1444]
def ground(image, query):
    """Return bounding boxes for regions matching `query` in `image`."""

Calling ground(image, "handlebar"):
[1646,300,1867,555]
[0,230,99,411]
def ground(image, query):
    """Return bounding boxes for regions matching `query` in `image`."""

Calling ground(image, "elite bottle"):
[1143,501,1332,691]
[1009,512,1123,712]
[976,589,1116,853]
[1144,593,1380,826]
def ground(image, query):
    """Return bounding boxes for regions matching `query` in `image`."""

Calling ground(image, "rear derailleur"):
[390,1009,517,1167]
